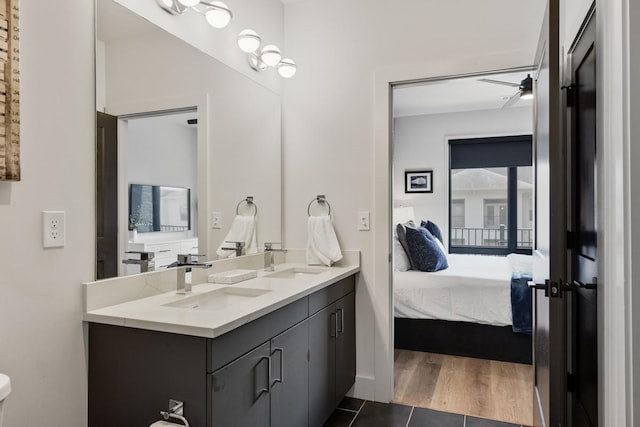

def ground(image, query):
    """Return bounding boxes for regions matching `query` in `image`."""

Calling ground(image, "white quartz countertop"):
[84,262,359,339]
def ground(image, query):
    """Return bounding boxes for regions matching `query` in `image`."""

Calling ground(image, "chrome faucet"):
[176,254,212,295]
[122,251,155,273]
[220,241,246,257]
[263,242,287,271]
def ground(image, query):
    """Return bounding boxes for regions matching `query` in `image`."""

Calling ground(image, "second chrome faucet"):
[176,254,212,294]
[264,242,287,271]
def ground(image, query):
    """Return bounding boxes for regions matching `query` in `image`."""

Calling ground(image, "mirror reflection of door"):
[96,112,118,280]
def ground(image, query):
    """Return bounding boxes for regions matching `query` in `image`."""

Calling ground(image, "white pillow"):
[393,235,411,271]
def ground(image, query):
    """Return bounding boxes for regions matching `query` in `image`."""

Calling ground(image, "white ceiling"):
[393,70,534,117]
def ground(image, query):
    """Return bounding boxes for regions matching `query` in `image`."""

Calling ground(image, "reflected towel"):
[216,215,258,258]
[306,215,343,266]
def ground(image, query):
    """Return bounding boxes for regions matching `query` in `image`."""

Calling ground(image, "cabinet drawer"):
[208,297,308,372]
[309,275,355,316]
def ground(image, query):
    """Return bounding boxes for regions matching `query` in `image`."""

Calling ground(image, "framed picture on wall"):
[405,170,433,193]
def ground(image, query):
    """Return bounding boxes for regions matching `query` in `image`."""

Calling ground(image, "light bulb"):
[278,58,297,78]
[520,92,533,100]
[260,45,281,67]
[205,1,232,28]
[237,30,261,53]
[176,0,200,6]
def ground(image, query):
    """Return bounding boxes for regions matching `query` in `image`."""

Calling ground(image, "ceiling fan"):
[478,74,533,108]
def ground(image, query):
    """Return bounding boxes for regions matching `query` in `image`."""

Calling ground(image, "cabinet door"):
[270,320,309,427]
[335,292,356,402]
[308,304,336,427]
[210,342,271,427]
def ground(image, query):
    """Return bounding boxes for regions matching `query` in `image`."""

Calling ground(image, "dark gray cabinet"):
[210,342,271,427]
[88,274,355,427]
[210,320,309,427]
[308,291,356,427]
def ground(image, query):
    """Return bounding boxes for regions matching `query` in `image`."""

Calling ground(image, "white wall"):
[0,2,94,427]
[393,107,532,239]
[283,0,546,401]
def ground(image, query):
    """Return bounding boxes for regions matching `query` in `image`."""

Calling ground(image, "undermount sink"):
[264,266,330,279]
[163,287,271,312]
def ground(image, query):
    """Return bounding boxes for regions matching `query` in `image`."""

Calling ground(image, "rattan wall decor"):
[0,0,19,181]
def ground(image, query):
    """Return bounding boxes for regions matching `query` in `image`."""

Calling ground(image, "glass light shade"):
[205,1,232,28]
[260,45,281,67]
[177,0,200,6]
[520,92,533,100]
[237,30,261,53]
[277,58,297,78]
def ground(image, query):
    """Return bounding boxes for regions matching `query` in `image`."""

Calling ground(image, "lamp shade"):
[204,1,232,28]
[238,29,261,53]
[277,58,297,78]
[520,74,533,99]
[260,45,281,67]
[176,0,200,6]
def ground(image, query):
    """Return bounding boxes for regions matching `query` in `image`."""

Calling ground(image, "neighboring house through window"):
[449,135,533,255]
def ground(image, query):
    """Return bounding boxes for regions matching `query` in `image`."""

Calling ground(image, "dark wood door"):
[531,0,568,425]
[569,11,598,427]
[96,112,118,279]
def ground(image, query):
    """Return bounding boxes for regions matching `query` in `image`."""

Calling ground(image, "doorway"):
[389,69,535,425]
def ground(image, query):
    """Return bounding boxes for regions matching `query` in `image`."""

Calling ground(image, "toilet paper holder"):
[157,399,190,427]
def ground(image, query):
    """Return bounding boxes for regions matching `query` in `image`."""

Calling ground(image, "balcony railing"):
[450,226,533,248]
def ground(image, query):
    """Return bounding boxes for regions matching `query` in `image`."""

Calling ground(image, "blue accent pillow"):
[396,221,416,269]
[404,226,448,272]
[421,220,443,244]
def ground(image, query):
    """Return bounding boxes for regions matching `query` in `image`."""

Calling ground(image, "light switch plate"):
[43,211,65,248]
[212,211,222,229]
[358,211,370,231]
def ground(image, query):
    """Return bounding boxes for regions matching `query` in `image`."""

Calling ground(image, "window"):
[449,135,533,255]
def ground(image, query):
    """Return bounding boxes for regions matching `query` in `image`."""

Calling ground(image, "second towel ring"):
[236,196,258,217]
[307,195,332,216]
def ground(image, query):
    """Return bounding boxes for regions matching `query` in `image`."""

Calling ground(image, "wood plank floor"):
[393,349,533,426]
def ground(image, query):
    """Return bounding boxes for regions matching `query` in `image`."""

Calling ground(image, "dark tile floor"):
[323,397,525,427]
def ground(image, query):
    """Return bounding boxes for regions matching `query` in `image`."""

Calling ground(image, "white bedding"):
[393,254,513,326]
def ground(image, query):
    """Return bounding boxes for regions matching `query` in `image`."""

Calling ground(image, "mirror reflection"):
[96,0,283,279]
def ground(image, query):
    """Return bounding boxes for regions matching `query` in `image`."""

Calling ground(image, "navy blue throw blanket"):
[511,273,533,334]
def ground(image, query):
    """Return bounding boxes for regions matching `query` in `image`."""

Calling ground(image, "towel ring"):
[307,195,332,217]
[236,196,258,217]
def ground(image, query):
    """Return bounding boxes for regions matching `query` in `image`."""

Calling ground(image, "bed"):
[394,253,533,364]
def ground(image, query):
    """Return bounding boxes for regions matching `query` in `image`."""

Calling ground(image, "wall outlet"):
[212,211,222,229]
[358,211,370,231]
[43,211,65,248]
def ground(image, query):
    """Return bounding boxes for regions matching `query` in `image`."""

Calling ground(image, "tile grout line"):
[346,399,367,427]
[405,405,415,427]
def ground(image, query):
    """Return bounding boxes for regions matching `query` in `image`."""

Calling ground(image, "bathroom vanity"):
[85,255,358,427]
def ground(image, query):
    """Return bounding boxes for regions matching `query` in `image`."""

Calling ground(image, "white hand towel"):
[306,215,343,266]
[216,215,258,258]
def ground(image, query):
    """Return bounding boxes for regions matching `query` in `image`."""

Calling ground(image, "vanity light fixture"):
[237,30,297,78]
[157,0,232,29]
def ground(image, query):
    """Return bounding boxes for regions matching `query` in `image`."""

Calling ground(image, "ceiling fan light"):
[238,29,261,53]
[204,1,232,28]
[519,74,533,99]
[277,58,297,78]
[260,44,281,67]
[520,92,534,100]
[176,0,200,6]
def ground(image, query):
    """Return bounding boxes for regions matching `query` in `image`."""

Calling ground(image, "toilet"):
[0,374,10,427]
